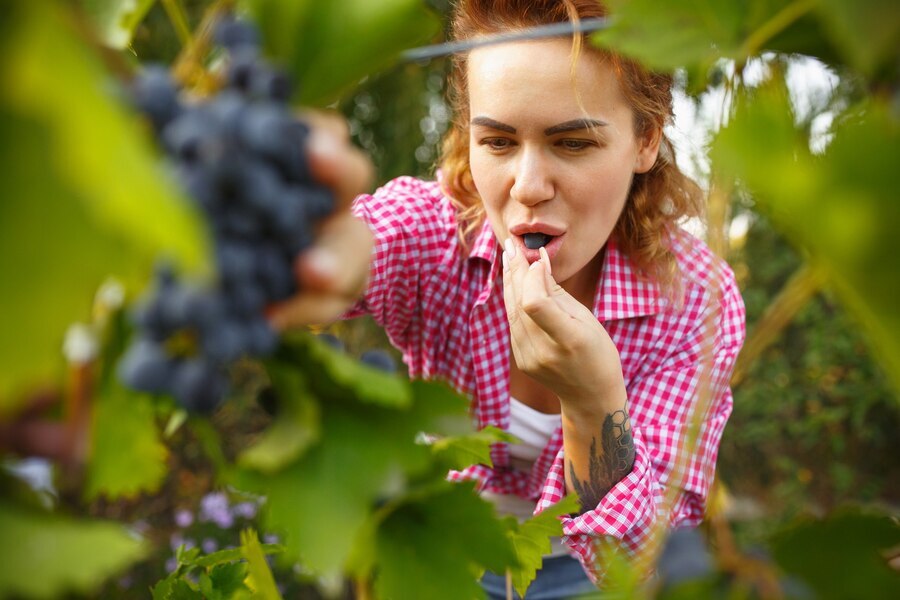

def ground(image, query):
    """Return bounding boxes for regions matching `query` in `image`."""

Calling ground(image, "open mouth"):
[522,232,554,249]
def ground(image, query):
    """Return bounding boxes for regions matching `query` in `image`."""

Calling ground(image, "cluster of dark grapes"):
[118,16,333,413]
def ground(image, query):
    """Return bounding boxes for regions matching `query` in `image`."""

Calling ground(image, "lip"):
[508,222,566,264]
[509,222,565,236]
[511,232,564,264]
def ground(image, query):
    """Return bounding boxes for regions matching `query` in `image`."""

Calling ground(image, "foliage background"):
[0,0,898,598]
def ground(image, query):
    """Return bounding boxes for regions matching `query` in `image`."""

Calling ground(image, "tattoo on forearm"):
[568,409,636,513]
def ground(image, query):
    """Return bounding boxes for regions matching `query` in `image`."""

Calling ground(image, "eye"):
[480,137,515,152]
[557,139,594,152]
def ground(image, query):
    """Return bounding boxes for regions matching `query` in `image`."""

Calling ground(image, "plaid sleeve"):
[535,267,746,584]
[343,177,450,347]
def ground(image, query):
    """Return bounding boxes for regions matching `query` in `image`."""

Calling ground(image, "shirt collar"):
[593,236,665,322]
[469,217,498,263]
[468,222,664,322]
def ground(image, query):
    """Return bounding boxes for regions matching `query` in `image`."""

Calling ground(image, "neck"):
[560,246,606,309]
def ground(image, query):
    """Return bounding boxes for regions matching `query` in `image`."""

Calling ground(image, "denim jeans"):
[480,554,597,599]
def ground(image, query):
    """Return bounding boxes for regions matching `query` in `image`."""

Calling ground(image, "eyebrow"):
[543,118,608,135]
[470,116,608,135]
[470,116,516,133]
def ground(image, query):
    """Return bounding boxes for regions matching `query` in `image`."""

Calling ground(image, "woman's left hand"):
[501,239,625,412]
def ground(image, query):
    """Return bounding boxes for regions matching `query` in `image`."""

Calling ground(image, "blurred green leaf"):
[279,332,412,408]
[190,543,283,569]
[207,562,251,599]
[81,0,158,49]
[431,425,519,470]
[770,507,900,599]
[0,2,208,411]
[84,385,169,500]
[244,0,442,106]
[506,494,580,597]
[237,364,320,472]
[374,482,517,600]
[240,529,283,600]
[815,0,900,78]
[712,77,900,395]
[0,501,147,599]
[152,576,202,600]
[592,0,745,72]
[235,371,469,577]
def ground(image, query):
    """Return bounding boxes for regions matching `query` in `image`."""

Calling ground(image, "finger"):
[502,238,530,327]
[538,247,597,321]
[308,132,373,209]
[520,253,580,340]
[267,292,356,331]
[295,211,373,296]
[303,119,374,210]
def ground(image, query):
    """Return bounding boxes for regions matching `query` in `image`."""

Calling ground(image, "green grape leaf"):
[431,425,520,470]
[152,576,202,600]
[238,364,320,472]
[374,482,518,600]
[244,0,442,106]
[84,385,169,500]
[278,332,412,408]
[592,0,745,72]
[0,501,147,599]
[205,562,251,599]
[191,544,283,569]
[240,529,283,600]
[0,2,208,412]
[235,375,470,577]
[712,79,900,394]
[815,0,900,78]
[770,508,900,600]
[81,0,157,49]
[506,495,580,597]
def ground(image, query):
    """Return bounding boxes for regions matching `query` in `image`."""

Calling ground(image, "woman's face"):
[467,39,659,301]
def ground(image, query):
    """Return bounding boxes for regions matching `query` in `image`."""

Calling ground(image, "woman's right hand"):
[267,112,375,329]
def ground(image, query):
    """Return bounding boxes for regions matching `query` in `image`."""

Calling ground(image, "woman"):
[270,0,745,596]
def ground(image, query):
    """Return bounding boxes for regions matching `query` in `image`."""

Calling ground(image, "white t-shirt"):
[481,397,568,556]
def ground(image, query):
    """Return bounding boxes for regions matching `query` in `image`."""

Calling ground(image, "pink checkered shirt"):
[346,177,745,582]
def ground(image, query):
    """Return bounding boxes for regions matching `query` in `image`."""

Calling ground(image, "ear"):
[634,126,662,174]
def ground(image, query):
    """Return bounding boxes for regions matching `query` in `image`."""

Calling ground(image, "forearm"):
[560,381,635,514]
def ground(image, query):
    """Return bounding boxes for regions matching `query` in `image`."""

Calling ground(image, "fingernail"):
[308,249,338,277]
[504,238,515,258]
[310,130,340,158]
[529,259,541,271]
[539,247,551,275]
[502,249,509,271]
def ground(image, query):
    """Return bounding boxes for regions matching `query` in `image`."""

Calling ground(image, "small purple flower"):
[170,533,196,552]
[170,533,184,551]
[202,538,219,554]
[165,557,178,573]
[232,501,257,519]
[175,508,194,528]
[263,533,280,545]
[199,492,234,529]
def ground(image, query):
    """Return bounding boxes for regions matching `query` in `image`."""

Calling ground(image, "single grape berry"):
[171,358,229,414]
[117,338,175,394]
[523,233,552,249]
[360,349,397,373]
[131,65,182,133]
[214,15,260,52]
[315,333,345,353]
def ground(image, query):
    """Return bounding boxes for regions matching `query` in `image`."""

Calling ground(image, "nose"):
[509,146,554,207]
